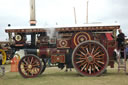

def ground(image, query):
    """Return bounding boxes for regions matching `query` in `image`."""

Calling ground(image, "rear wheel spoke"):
[85,64,89,72]
[81,63,87,71]
[88,65,92,74]
[78,62,87,68]
[76,60,84,64]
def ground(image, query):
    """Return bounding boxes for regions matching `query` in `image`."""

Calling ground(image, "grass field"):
[1,64,128,85]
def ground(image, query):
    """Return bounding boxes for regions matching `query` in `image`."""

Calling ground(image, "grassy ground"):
[1,64,128,85]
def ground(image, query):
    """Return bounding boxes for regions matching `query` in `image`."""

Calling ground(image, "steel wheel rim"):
[18,54,42,78]
[72,40,109,76]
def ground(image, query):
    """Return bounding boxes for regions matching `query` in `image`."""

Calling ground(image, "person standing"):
[116,29,125,50]
[116,29,126,61]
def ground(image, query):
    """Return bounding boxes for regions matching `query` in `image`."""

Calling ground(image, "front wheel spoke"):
[32,64,40,67]
[25,71,30,76]
[32,62,40,66]
[31,73,34,76]
[23,59,28,65]
[21,63,28,67]
[26,68,31,71]
[25,69,32,75]
[31,68,39,74]
[32,60,38,65]
[27,57,30,63]
[33,65,41,69]
[21,66,28,69]
[30,57,34,64]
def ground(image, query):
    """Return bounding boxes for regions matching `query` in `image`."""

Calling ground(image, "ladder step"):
[117,48,126,72]
[118,66,126,68]
[118,63,126,65]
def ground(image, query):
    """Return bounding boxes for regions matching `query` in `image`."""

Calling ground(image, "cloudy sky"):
[0,0,128,41]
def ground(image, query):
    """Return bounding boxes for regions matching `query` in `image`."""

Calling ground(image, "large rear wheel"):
[72,40,109,76]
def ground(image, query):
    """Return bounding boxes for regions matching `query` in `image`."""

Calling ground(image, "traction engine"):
[5,24,120,78]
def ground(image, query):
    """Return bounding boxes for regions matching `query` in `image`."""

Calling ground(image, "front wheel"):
[18,54,42,78]
[72,40,109,76]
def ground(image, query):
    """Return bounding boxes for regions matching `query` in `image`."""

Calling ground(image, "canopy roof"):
[5,23,120,33]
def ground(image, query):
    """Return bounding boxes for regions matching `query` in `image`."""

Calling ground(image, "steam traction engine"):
[5,24,119,78]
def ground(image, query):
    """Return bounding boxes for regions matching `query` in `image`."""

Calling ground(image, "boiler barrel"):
[24,48,49,57]
[25,49,39,56]
[24,48,68,58]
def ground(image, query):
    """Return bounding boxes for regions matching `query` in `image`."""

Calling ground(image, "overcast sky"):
[0,0,128,41]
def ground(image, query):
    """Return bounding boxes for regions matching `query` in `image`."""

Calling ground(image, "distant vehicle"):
[0,41,15,64]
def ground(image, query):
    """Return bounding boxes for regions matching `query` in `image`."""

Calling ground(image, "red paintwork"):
[51,55,65,63]
[105,33,116,68]
[39,47,67,63]
[57,39,70,48]
[105,33,113,40]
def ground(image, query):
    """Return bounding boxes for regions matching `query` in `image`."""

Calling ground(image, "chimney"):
[30,0,36,26]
